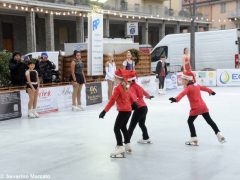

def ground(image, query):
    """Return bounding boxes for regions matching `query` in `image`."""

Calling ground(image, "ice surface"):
[0,87,240,180]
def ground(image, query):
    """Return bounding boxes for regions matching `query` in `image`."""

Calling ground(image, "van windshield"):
[151,46,168,62]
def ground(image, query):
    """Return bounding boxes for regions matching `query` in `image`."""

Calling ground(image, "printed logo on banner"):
[93,18,100,31]
[86,82,102,106]
[220,71,230,84]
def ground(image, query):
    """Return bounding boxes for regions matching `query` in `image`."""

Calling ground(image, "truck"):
[151,29,240,72]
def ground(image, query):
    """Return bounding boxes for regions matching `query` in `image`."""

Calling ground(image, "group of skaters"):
[98,48,226,158]
[24,48,226,158]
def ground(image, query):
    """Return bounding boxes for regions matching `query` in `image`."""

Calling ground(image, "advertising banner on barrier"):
[195,71,217,86]
[137,76,158,95]
[0,91,21,121]
[165,73,178,90]
[85,82,102,105]
[20,87,59,116]
[217,69,240,86]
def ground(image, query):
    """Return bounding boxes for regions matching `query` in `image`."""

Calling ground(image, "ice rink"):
[0,87,240,180]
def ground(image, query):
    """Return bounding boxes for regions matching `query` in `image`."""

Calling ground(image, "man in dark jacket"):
[155,55,168,94]
[38,52,55,84]
[9,52,27,86]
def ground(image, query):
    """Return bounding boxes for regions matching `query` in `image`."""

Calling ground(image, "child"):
[99,69,138,158]
[169,71,226,146]
[71,50,86,111]
[155,55,168,94]
[123,51,135,70]
[128,71,154,144]
[105,53,116,100]
[25,60,40,118]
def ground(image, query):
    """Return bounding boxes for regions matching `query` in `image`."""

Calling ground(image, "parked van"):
[151,29,240,72]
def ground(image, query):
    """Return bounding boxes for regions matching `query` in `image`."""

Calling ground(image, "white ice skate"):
[110,146,125,158]
[32,109,39,118]
[28,110,35,119]
[72,106,81,112]
[185,137,199,146]
[137,139,152,144]
[124,143,132,153]
[158,89,162,94]
[217,132,226,144]
[77,105,84,111]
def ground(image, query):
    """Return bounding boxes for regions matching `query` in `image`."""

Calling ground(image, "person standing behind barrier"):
[38,52,55,84]
[182,48,196,83]
[105,53,116,100]
[71,50,86,111]
[9,52,27,86]
[25,61,40,118]
[155,55,168,94]
[123,51,135,70]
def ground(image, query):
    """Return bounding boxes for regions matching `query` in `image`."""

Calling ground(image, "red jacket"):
[129,81,151,108]
[104,84,137,112]
[176,84,213,116]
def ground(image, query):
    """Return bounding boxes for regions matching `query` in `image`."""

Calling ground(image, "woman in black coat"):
[9,52,27,86]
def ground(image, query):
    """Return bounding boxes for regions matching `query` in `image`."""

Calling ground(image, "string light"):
[21,6,24,10]
[15,6,18,10]
[45,10,49,14]
[3,3,6,7]
[8,4,12,8]
[25,7,28,11]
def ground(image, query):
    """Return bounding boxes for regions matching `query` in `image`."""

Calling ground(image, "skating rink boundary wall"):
[1,69,240,121]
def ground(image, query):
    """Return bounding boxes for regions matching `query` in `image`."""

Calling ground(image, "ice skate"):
[137,139,152,144]
[158,89,162,94]
[124,143,132,153]
[185,137,199,146]
[72,106,81,112]
[217,132,226,144]
[77,105,84,111]
[110,146,125,158]
[28,110,35,119]
[32,109,39,118]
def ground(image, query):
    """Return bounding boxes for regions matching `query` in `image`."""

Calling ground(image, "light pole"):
[186,0,196,71]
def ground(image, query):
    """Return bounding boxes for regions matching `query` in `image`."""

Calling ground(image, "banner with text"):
[217,69,240,86]
[85,82,102,105]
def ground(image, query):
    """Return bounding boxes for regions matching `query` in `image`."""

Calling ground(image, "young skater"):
[123,51,135,70]
[99,69,138,158]
[155,55,168,94]
[25,61,40,118]
[71,50,86,111]
[169,71,226,146]
[105,53,116,100]
[182,48,196,83]
[128,71,154,144]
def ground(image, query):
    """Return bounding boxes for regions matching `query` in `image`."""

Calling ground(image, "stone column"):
[45,14,55,51]
[104,15,110,38]
[76,16,84,42]
[26,11,36,52]
[159,20,165,40]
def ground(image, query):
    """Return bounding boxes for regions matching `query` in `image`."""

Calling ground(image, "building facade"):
[0,0,208,54]
[182,0,240,30]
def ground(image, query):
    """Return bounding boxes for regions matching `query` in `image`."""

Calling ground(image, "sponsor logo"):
[93,18,100,31]
[220,71,230,84]
[232,73,240,81]
[90,86,98,94]
[38,89,51,98]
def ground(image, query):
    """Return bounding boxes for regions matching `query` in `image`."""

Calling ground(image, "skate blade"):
[185,142,199,146]
[110,153,126,158]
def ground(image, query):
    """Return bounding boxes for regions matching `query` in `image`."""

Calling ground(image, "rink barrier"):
[1,69,240,120]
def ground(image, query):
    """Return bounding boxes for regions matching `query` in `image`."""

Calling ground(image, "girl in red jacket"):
[169,71,226,146]
[128,71,154,144]
[99,69,137,158]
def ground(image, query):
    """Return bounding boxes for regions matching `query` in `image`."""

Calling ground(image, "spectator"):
[38,52,55,84]
[105,53,116,100]
[9,51,27,86]
[155,55,168,94]
[123,51,135,70]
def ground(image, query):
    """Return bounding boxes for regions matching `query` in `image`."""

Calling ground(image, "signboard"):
[165,73,178,90]
[85,82,102,105]
[195,71,217,86]
[217,69,240,86]
[88,13,103,76]
[0,91,21,121]
[127,22,138,36]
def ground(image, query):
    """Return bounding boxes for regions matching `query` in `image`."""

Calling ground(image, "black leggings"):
[187,112,220,137]
[158,76,165,89]
[128,106,149,141]
[114,111,132,146]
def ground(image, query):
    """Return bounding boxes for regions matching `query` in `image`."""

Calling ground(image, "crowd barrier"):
[1,69,240,121]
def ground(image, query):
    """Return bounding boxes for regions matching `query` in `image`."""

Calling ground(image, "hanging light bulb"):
[25,7,28,11]
[45,10,49,14]
[3,3,7,7]
[21,6,24,10]
[120,14,122,18]
[40,8,43,12]
[15,6,18,10]
[31,8,34,12]
[50,11,53,15]
[8,4,12,8]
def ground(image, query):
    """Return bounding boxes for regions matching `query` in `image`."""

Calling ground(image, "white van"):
[151,29,240,72]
